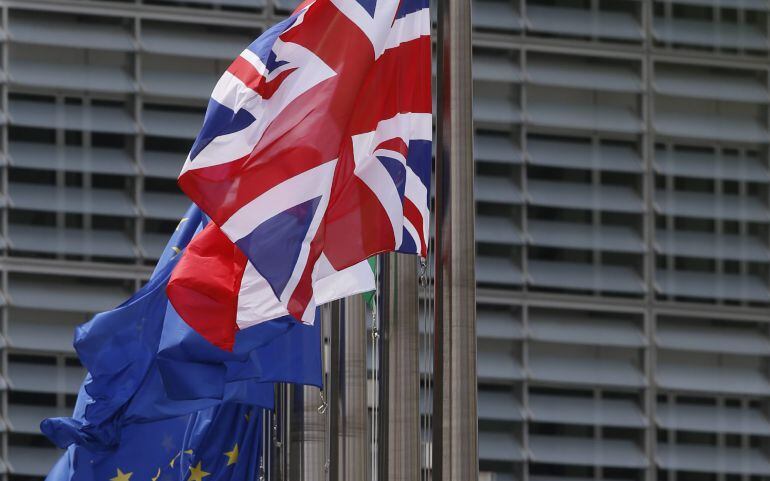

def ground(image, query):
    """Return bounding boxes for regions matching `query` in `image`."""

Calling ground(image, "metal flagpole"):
[433,0,478,475]
[329,297,369,480]
[271,385,288,481]
[288,384,326,481]
[288,307,330,481]
[377,253,421,480]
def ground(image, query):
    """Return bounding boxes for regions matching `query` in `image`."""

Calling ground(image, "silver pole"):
[288,384,326,481]
[433,0,478,475]
[272,384,290,481]
[329,297,369,480]
[377,253,421,480]
[289,308,329,481]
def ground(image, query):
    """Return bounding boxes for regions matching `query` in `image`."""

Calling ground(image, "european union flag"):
[47,402,265,481]
[42,204,321,481]
[156,302,322,402]
[177,403,265,481]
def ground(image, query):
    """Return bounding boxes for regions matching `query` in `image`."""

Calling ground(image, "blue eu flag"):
[47,402,265,481]
[42,205,321,481]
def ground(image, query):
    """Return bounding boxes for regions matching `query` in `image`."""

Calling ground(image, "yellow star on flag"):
[188,461,210,481]
[171,450,194,468]
[224,444,239,466]
[110,468,133,481]
[151,468,161,481]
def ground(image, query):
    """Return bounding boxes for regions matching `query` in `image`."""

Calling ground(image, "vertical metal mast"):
[288,384,326,481]
[433,0,478,476]
[289,308,329,481]
[272,385,290,481]
[377,254,421,480]
[329,297,369,480]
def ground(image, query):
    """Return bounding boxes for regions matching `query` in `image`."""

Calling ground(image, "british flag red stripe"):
[168,0,431,348]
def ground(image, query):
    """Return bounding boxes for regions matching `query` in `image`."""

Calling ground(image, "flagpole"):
[328,297,369,480]
[376,253,421,480]
[273,385,289,481]
[288,384,326,480]
[433,0,478,476]
[289,308,330,481]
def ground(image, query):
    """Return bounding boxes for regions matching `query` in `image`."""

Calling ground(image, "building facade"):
[0,0,768,481]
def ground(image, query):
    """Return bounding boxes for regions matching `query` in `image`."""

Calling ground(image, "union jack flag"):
[167,0,431,349]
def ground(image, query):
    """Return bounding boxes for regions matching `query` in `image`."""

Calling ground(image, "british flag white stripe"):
[210,71,249,109]
[368,112,432,147]
[330,0,399,59]
[383,7,431,52]
[405,167,429,239]
[240,48,269,77]
[313,256,376,304]
[236,254,375,330]
[237,261,288,329]
[180,40,336,174]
